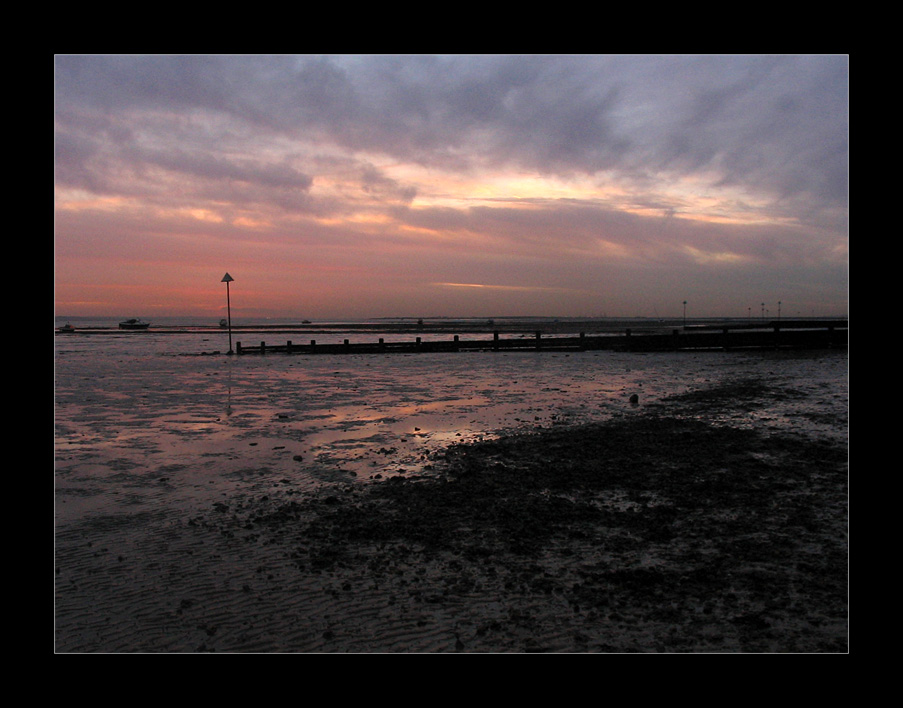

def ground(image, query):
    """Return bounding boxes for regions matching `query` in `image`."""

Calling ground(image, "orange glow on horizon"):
[433,282,578,293]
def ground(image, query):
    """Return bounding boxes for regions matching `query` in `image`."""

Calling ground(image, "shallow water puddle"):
[55,345,848,520]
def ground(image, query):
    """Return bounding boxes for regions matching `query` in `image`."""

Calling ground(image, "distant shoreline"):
[55,316,848,337]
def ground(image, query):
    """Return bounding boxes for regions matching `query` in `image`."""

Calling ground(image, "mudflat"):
[55,373,846,653]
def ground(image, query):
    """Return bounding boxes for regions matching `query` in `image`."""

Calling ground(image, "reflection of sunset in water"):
[55,328,848,529]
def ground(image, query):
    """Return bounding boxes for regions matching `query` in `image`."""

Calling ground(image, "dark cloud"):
[126,144,313,190]
[55,54,848,213]
[359,164,417,204]
[644,55,848,210]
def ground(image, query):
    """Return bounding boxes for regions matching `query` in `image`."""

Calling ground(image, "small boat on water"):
[58,322,76,333]
[119,318,150,330]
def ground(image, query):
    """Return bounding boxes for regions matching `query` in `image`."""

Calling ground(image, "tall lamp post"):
[222,272,234,354]
[682,300,687,327]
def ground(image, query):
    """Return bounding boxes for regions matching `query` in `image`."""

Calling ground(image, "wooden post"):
[236,342,242,354]
[579,332,585,350]
[453,334,459,352]
[535,331,541,349]
[286,340,293,354]
[493,331,499,351]
[722,327,730,351]
[672,329,680,351]
[260,341,266,355]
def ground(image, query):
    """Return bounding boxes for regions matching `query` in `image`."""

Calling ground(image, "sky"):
[54,54,848,320]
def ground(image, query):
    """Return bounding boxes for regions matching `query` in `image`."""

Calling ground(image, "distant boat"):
[119,318,150,330]
[58,322,76,333]
[219,318,228,328]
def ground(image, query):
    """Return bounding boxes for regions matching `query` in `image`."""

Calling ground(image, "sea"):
[54,315,849,527]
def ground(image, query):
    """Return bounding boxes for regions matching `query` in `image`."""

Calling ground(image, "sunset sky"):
[54,54,848,320]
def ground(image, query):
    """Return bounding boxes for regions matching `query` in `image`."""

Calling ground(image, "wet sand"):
[54,371,848,653]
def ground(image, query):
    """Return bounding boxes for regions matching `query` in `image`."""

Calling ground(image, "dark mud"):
[202,376,848,653]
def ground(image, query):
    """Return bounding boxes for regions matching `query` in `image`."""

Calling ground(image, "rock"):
[629,393,639,404]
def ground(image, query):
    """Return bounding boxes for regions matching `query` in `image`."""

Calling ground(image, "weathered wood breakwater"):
[234,320,847,356]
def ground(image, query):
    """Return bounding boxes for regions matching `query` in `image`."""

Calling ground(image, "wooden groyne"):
[234,320,847,356]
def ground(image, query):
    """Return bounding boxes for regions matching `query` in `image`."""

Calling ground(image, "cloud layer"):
[54,54,849,318]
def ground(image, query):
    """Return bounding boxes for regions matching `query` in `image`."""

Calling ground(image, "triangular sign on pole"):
[222,273,234,354]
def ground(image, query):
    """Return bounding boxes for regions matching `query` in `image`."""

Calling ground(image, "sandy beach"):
[54,347,847,653]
